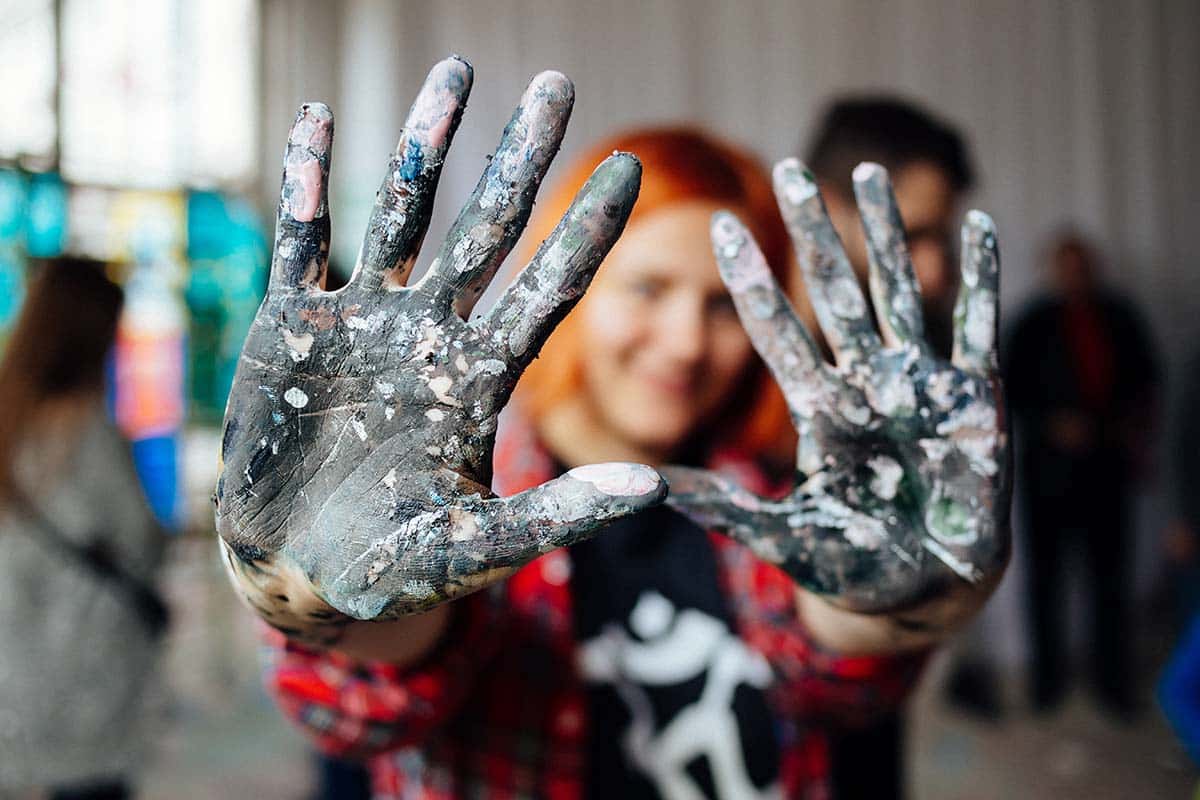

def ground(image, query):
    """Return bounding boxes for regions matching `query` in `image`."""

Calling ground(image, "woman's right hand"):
[214,57,665,645]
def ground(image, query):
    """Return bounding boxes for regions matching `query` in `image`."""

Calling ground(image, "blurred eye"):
[626,276,665,301]
[707,293,739,320]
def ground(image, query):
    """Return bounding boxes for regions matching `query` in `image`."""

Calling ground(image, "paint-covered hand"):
[664,160,1009,613]
[214,58,664,638]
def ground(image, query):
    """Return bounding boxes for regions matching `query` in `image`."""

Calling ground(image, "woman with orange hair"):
[218,59,1007,799]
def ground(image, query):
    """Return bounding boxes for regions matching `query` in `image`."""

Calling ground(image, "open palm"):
[664,160,1009,613]
[215,59,664,633]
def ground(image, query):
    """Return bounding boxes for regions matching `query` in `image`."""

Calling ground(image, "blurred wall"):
[258,0,1200,663]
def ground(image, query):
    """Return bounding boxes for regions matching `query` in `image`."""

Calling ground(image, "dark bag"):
[15,497,171,637]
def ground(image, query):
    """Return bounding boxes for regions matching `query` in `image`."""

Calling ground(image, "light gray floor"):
[138,537,1198,799]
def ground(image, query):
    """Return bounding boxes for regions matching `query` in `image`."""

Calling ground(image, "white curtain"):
[259,0,1200,662]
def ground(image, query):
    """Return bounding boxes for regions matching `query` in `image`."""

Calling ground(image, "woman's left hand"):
[663,160,1009,616]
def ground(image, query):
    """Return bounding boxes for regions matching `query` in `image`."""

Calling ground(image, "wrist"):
[218,538,351,648]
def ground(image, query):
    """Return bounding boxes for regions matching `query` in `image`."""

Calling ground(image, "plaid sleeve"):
[262,589,506,759]
[768,617,930,727]
[718,535,930,727]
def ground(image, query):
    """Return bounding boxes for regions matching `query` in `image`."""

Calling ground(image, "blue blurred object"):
[0,169,26,243]
[115,256,188,531]
[25,172,67,258]
[0,250,26,335]
[0,170,29,344]
[129,435,181,530]
[184,190,267,422]
[1160,613,1200,766]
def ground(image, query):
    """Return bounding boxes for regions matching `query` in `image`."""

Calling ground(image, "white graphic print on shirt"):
[578,591,783,800]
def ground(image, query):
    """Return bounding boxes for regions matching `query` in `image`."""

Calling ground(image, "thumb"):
[482,463,667,560]
[660,465,784,562]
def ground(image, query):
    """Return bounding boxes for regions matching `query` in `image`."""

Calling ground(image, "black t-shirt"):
[569,504,782,799]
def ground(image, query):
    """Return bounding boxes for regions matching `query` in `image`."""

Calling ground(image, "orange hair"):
[516,127,794,460]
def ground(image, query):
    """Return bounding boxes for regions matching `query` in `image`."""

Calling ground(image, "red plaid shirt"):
[264,413,929,799]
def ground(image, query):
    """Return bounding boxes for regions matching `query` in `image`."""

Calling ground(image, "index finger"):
[773,158,881,367]
[710,211,829,419]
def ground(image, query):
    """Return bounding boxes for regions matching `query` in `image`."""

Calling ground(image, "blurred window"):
[0,0,258,187]
[59,0,259,188]
[0,0,57,165]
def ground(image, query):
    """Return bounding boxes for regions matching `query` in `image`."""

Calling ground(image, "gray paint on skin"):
[214,58,666,641]
[663,160,1010,614]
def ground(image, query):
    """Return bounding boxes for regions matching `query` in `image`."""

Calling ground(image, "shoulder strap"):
[11,495,170,636]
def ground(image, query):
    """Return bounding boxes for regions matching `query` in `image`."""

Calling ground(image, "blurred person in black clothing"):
[802,96,976,799]
[1005,233,1160,717]
[1164,351,1200,625]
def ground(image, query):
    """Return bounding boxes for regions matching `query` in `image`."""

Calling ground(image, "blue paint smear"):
[399,139,423,181]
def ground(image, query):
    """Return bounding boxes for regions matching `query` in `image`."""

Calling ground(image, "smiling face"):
[572,200,757,462]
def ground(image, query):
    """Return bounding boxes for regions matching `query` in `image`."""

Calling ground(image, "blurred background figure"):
[803,97,973,358]
[1165,349,1200,627]
[0,258,166,799]
[801,96,976,800]
[1005,233,1160,718]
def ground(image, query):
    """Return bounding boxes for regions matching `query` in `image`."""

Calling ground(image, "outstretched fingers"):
[270,103,334,292]
[483,153,642,368]
[953,211,1001,373]
[853,163,926,348]
[773,158,880,367]
[710,211,828,417]
[352,56,473,292]
[417,70,574,319]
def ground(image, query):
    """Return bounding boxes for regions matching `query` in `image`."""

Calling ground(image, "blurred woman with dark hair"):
[0,258,165,800]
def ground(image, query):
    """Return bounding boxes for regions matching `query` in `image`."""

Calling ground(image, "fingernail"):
[523,70,574,109]
[852,161,887,184]
[568,463,663,496]
[283,103,333,223]
[964,209,997,242]
[407,57,473,151]
[774,158,819,205]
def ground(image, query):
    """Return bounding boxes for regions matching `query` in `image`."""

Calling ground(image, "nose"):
[657,294,706,365]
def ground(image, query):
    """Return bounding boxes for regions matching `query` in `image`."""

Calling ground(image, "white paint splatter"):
[449,509,480,542]
[866,372,916,416]
[284,387,309,408]
[965,290,995,354]
[827,276,867,319]
[868,455,903,500]
[844,517,888,549]
[838,395,872,427]
[282,329,314,362]
[936,401,995,436]
[468,359,507,380]
[345,312,387,332]
[427,375,462,407]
